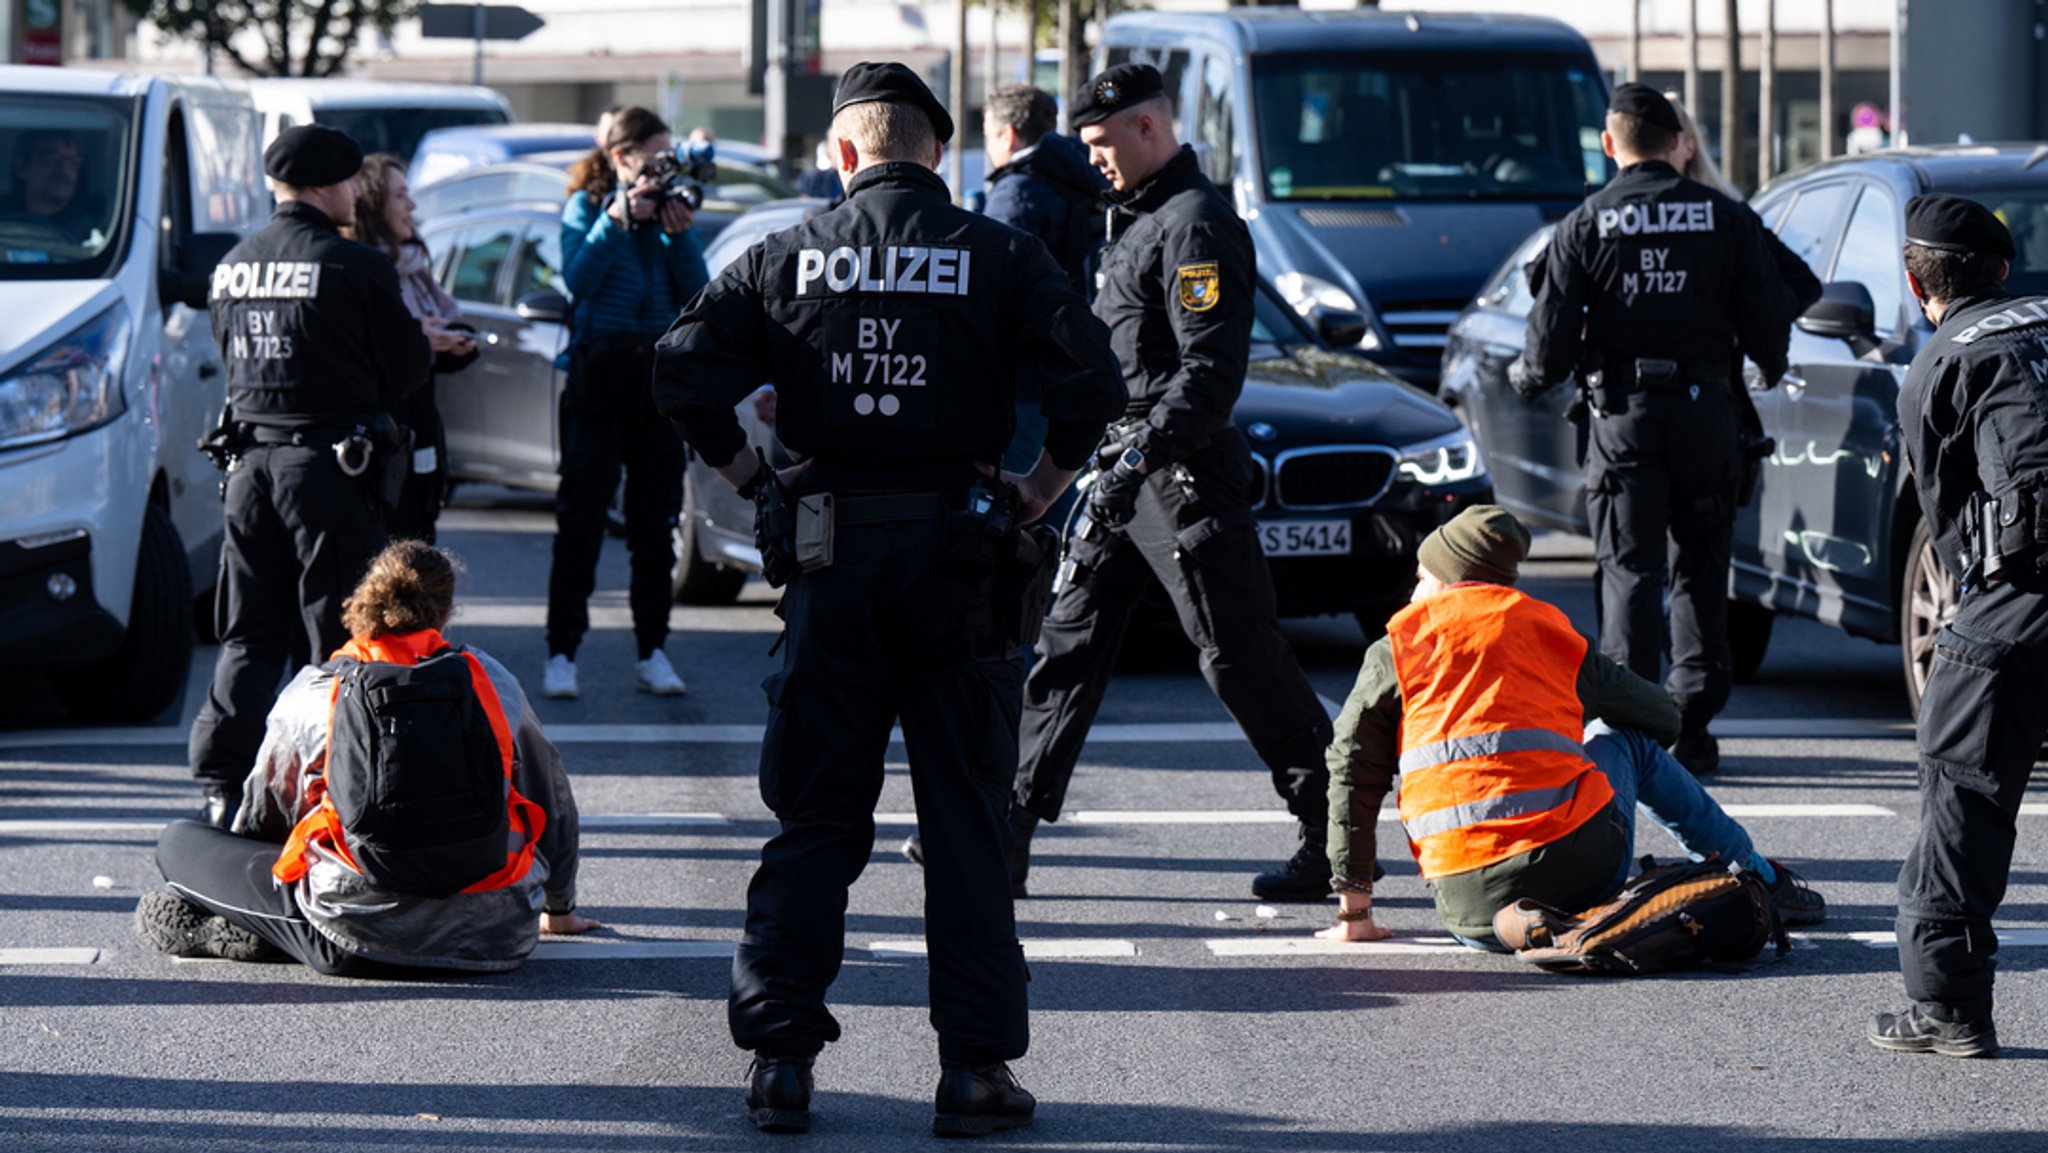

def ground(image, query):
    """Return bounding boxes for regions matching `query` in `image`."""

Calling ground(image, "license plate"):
[1259,520,1352,556]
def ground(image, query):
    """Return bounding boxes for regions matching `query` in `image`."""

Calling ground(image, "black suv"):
[1443,145,2048,710]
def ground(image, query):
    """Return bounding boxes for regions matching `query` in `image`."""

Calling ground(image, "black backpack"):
[322,647,510,898]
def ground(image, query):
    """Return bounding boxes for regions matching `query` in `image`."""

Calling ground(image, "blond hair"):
[831,101,937,166]
[341,540,463,639]
[1664,92,1739,197]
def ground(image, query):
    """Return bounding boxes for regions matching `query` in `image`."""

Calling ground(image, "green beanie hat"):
[1416,504,1531,586]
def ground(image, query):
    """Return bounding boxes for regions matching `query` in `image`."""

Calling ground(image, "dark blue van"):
[1100,9,1613,388]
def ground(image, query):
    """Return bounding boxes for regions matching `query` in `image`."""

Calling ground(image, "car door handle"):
[198,361,220,380]
[1781,372,1806,399]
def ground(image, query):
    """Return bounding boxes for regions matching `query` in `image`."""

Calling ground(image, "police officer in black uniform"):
[653,63,1123,1135]
[1006,64,1337,901]
[1870,195,2046,1059]
[1515,84,1788,777]
[187,125,430,825]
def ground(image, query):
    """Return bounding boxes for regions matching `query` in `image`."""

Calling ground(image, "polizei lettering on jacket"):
[1595,200,1715,240]
[1950,299,2048,345]
[210,260,323,300]
[794,245,973,297]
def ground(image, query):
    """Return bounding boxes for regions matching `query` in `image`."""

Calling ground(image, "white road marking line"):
[2,718,1928,751]
[0,948,100,965]
[1206,937,1473,956]
[866,939,1139,959]
[435,509,557,534]
[1719,804,1896,817]
[0,818,173,833]
[530,940,735,961]
[577,813,728,828]
[1848,929,2048,949]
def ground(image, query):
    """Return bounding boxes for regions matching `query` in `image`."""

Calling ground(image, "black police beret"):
[1906,193,2016,260]
[263,124,364,188]
[1609,82,1683,135]
[1071,63,1166,129]
[832,61,954,145]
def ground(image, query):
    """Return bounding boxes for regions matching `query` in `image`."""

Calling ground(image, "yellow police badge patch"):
[1176,262,1221,312]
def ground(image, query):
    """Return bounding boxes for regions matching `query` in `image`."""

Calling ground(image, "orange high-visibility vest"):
[1388,583,1614,879]
[273,629,544,893]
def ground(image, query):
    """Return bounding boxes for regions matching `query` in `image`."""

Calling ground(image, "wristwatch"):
[1115,445,1148,476]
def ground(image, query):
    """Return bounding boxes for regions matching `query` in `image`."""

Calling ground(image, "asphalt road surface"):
[2,491,2043,1152]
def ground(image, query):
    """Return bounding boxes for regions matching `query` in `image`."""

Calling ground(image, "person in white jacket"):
[137,540,599,976]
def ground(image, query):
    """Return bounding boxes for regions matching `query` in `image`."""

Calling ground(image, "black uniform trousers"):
[730,514,1028,1066]
[1584,379,1742,730]
[188,444,383,787]
[545,337,684,661]
[1013,443,1333,828]
[155,819,401,977]
[1897,571,2048,1022]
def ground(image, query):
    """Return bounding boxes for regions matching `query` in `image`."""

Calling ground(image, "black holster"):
[754,478,801,588]
[368,413,412,510]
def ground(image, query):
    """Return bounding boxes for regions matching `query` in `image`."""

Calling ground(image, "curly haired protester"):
[138,541,597,976]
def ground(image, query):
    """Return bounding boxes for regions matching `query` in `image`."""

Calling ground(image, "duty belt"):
[833,492,953,527]
[1605,357,1730,390]
[241,424,354,446]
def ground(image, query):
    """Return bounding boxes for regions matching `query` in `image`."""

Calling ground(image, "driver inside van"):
[3,130,100,247]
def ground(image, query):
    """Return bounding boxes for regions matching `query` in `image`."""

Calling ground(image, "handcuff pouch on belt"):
[1960,479,2048,589]
[333,414,413,508]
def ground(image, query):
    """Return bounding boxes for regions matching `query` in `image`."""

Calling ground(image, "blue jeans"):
[1448,721,1764,951]
[1583,720,1763,897]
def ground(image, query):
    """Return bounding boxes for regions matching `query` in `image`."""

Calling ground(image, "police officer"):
[653,62,1123,1135]
[1006,63,1337,902]
[187,125,430,826]
[1514,84,1788,777]
[1871,195,2045,1059]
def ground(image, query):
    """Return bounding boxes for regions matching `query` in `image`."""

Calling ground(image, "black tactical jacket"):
[208,201,429,431]
[1094,145,1254,466]
[1527,160,1787,388]
[1899,293,2048,581]
[654,162,1123,492]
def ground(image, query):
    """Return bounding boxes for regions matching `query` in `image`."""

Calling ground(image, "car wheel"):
[672,471,748,605]
[1727,600,1774,683]
[1900,518,1957,718]
[50,504,194,724]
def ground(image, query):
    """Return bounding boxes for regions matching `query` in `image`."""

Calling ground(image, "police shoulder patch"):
[1175,262,1221,312]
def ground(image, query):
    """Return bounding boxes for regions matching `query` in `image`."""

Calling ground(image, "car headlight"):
[1272,271,1381,351]
[1397,428,1487,486]
[0,302,133,450]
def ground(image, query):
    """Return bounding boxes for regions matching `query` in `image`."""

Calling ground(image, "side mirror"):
[1311,305,1370,349]
[161,231,239,311]
[1797,280,1881,356]
[515,289,570,323]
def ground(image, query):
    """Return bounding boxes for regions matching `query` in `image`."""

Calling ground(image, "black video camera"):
[631,139,717,226]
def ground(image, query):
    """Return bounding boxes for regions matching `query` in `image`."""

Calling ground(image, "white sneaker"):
[635,650,687,696]
[542,654,578,699]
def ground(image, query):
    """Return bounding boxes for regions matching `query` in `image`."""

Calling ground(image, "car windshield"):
[318,105,509,171]
[1973,187,2048,297]
[0,95,134,279]
[1251,53,1611,201]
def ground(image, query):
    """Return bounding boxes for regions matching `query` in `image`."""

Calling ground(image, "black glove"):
[1508,357,1551,402]
[1087,451,1148,528]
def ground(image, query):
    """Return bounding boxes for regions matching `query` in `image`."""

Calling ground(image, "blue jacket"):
[981,132,1108,294]
[560,190,709,343]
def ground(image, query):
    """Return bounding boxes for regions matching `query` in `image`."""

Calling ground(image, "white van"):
[0,66,264,723]
[246,78,512,169]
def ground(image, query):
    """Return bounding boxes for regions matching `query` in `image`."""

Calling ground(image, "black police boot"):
[1009,807,1038,899]
[1670,727,1719,777]
[1868,1006,1999,1059]
[199,782,242,829]
[745,1054,815,1133]
[1251,825,1332,902]
[933,1060,1035,1137]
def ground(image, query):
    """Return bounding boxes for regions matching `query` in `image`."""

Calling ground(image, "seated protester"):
[136,541,598,976]
[1316,505,1826,949]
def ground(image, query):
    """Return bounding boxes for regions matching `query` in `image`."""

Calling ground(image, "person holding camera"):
[544,105,708,700]
[346,152,478,544]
